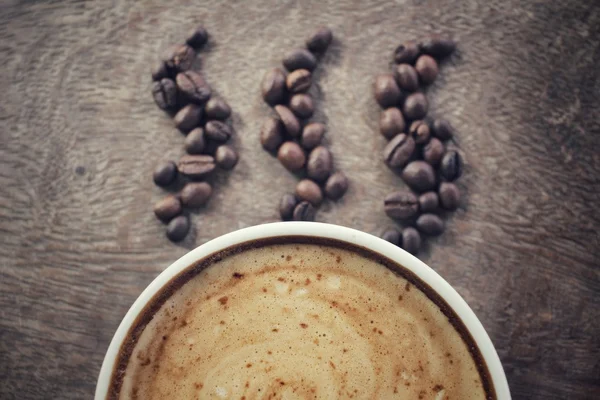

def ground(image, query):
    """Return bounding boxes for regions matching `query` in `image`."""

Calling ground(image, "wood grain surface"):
[1,0,599,398]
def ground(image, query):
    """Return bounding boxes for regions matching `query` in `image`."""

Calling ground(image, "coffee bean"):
[384,191,419,220]
[301,123,326,150]
[166,215,190,242]
[379,108,406,140]
[381,227,401,246]
[432,118,454,141]
[306,26,333,53]
[186,25,208,49]
[439,182,460,210]
[416,213,445,236]
[204,97,231,120]
[215,145,238,170]
[184,128,206,154]
[394,64,419,92]
[296,179,323,206]
[402,92,429,120]
[440,151,463,181]
[152,78,177,110]
[153,161,178,187]
[283,48,317,71]
[177,154,216,179]
[277,141,305,172]
[286,69,312,93]
[260,117,284,152]
[289,94,314,119]
[401,227,421,254]
[275,105,301,137]
[408,120,431,145]
[279,193,298,220]
[176,70,211,104]
[415,55,439,85]
[261,68,287,106]
[180,182,212,208]
[174,104,203,133]
[419,191,439,213]
[324,172,348,200]
[292,201,316,221]
[154,195,182,222]
[393,40,420,64]
[205,120,233,142]
[420,34,456,59]
[401,161,436,192]
[384,134,415,169]
[306,146,333,182]
[374,74,402,109]
[151,60,168,81]
[163,44,195,74]
[423,138,444,166]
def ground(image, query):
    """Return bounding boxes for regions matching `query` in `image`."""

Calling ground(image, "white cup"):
[96,222,511,399]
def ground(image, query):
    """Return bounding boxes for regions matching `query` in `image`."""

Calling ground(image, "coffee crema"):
[110,238,494,399]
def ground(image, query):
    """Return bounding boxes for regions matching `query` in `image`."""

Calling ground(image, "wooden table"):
[1,0,599,398]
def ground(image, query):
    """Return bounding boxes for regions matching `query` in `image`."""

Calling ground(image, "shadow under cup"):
[95,222,511,400]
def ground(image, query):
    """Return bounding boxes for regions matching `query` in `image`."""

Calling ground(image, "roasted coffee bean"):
[416,213,445,236]
[439,182,460,210]
[384,191,419,220]
[408,120,431,145]
[419,34,456,59]
[286,69,312,93]
[393,40,420,64]
[154,195,182,222]
[215,145,238,170]
[186,25,208,49]
[374,74,402,109]
[292,201,316,221]
[402,92,429,120]
[415,55,439,85]
[301,123,326,150]
[177,154,216,179]
[152,78,177,110]
[279,193,298,220]
[381,227,401,246]
[419,191,439,213]
[440,151,463,181]
[205,120,233,143]
[402,161,436,192]
[296,179,323,206]
[432,118,454,141]
[384,134,415,168]
[423,138,444,166]
[324,172,348,200]
[153,161,178,187]
[261,68,287,106]
[176,70,211,104]
[275,105,301,137]
[204,97,231,120]
[394,64,419,92]
[283,48,317,71]
[151,60,168,81]
[289,94,314,119]
[379,108,406,140]
[401,227,421,255]
[174,104,203,133]
[277,141,306,172]
[306,146,333,182]
[306,26,333,53]
[260,117,284,152]
[166,215,190,242]
[163,44,195,74]
[180,182,212,208]
[184,128,206,154]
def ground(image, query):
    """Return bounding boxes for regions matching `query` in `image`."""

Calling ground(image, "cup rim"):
[95,221,511,399]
